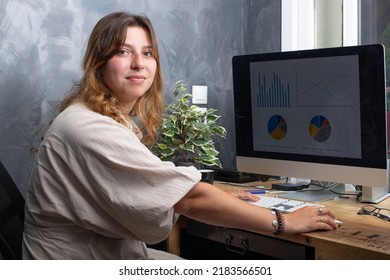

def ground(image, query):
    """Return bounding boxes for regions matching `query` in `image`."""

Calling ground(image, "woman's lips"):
[126,75,146,83]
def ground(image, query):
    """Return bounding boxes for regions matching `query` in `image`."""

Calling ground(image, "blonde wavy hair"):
[59,12,164,146]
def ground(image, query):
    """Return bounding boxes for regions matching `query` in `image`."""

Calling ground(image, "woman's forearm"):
[174,182,276,233]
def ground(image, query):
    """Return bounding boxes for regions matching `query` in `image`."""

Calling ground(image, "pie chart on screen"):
[268,115,287,140]
[308,115,331,142]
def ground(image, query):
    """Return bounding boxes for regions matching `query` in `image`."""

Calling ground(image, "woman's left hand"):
[225,189,260,202]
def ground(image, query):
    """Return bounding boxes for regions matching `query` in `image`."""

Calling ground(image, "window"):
[281,0,315,51]
[282,0,358,50]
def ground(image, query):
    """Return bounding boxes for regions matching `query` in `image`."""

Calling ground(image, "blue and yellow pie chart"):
[268,115,287,140]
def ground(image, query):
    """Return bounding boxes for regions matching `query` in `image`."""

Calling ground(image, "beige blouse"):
[22,102,201,259]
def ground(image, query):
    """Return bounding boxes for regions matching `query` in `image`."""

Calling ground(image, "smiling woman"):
[58,12,164,146]
[22,12,177,260]
[102,27,157,113]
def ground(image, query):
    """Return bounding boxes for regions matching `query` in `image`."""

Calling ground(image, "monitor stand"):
[277,182,345,203]
[359,185,390,203]
[358,159,390,203]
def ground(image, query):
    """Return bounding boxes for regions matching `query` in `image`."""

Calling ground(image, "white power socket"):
[192,85,208,104]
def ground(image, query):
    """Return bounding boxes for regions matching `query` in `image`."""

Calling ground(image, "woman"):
[22,12,339,260]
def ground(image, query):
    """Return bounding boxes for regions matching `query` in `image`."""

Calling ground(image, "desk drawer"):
[186,220,313,260]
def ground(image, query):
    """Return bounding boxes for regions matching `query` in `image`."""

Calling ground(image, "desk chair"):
[0,161,25,259]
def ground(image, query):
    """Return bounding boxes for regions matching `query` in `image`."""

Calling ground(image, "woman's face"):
[103,26,157,112]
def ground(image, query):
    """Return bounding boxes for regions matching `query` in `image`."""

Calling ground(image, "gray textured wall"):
[0,0,280,195]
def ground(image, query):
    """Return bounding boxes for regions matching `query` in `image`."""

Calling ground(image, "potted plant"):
[153,81,227,168]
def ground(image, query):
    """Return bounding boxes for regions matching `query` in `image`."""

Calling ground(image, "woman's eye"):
[119,49,129,55]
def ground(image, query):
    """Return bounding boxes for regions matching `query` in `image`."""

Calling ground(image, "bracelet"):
[271,209,285,236]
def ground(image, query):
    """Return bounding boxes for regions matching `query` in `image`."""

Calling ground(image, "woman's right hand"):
[284,205,339,234]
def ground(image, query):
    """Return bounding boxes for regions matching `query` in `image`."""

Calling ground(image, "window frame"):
[281,0,359,51]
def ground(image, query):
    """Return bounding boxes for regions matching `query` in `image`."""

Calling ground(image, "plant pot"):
[174,160,198,168]
[199,169,214,184]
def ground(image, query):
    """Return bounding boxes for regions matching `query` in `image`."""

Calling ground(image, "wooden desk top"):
[214,180,390,259]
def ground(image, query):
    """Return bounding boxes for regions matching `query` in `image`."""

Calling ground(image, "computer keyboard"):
[249,195,320,212]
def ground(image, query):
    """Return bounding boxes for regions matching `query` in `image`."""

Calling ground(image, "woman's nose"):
[130,53,144,70]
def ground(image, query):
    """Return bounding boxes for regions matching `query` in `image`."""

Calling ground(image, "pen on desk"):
[247,190,266,194]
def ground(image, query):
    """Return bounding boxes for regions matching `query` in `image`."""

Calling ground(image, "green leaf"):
[157,143,169,150]
[212,126,227,137]
[193,138,211,146]
[162,131,174,137]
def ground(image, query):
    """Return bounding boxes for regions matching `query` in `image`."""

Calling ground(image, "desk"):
[167,181,390,259]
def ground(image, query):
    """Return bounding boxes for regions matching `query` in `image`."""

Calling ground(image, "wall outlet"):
[192,85,208,104]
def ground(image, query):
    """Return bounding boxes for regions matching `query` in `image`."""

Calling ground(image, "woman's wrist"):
[270,209,285,236]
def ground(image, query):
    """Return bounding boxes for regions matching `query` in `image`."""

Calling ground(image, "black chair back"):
[0,161,25,259]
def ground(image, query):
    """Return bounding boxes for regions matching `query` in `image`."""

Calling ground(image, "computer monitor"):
[232,44,389,203]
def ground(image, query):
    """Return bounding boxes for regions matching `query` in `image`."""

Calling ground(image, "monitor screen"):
[232,44,387,189]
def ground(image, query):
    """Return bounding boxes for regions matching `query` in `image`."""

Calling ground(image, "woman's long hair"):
[59,12,164,146]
